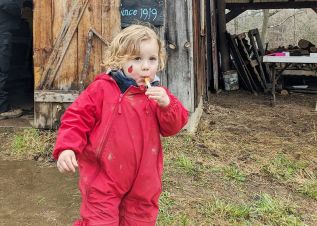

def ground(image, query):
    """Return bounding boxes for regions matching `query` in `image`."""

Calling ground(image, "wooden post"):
[165,0,194,112]
[216,0,230,72]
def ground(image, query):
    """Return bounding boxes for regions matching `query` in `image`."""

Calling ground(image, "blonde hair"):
[102,24,166,71]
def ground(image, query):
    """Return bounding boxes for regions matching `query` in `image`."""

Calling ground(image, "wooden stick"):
[145,77,151,88]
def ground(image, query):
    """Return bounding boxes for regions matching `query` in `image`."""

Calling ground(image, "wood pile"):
[268,39,317,56]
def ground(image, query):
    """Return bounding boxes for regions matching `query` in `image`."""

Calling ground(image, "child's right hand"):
[57,150,78,173]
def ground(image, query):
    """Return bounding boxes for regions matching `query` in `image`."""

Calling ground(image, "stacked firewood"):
[268,39,317,56]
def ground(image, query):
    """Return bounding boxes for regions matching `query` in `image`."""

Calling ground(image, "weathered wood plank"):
[52,0,78,90]
[193,0,206,107]
[34,91,79,103]
[34,103,53,129]
[165,0,194,112]
[34,102,71,129]
[51,103,71,129]
[101,0,121,61]
[33,0,53,89]
[33,0,53,129]
[40,0,89,89]
[78,0,103,86]
[157,27,167,88]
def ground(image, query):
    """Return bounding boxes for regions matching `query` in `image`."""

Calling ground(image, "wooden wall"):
[33,0,205,128]
[33,0,120,128]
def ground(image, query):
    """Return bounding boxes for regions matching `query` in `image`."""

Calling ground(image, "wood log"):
[298,39,315,50]
[289,49,310,56]
[310,46,317,53]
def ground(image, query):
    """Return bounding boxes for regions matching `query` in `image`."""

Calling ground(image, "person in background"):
[53,24,188,225]
[0,0,23,120]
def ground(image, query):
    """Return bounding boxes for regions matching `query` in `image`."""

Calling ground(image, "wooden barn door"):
[33,0,120,129]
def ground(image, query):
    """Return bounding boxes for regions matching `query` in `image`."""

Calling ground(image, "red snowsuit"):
[53,73,188,226]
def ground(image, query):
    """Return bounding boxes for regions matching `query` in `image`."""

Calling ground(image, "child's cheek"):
[128,65,133,73]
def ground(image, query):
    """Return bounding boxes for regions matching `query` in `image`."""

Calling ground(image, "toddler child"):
[53,24,188,226]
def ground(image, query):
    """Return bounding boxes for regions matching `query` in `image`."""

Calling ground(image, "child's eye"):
[134,57,141,61]
[150,57,157,61]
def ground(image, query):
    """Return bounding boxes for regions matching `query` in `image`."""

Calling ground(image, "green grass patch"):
[162,138,172,151]
[263,154,308,181]
[197,193,306,225]
[158,191,193,226]
[158,191,176,225]
[36,196,46,205]
[251,193,306,226]
[223,165,246,182]
[175,154,202,179]
[297,181,317,200]
[10,128,55,158]
[199,199,250,222]
[176,155,195,173]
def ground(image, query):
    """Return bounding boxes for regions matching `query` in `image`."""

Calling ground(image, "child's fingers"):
[146,89,166,97]
[147,94,160,99]
[71,155,78,168]
[57,160,69,173]
[59,159,72,173]
[65,159,76,173]
[57,161,65,173]
[146,90,163,98]
[61,160,71,172]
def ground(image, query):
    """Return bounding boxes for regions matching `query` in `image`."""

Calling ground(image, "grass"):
[223,164,246,182]
[297,181,317,200]
[1,93,317,225]
[251,193,305,226]
[176,154,196,174]
[36,196,46,205]
[262,153,317,201]
[10,128,55,159]
[161,133,312,225]
[158,191,193,226]
[198,199,250,222]
[197,193,306,225]
[263,154,308,181]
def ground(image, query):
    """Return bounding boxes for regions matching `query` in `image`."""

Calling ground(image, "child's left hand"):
[145,87,170,108]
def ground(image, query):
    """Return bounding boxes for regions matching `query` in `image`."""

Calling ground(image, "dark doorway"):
[0,1,34,127]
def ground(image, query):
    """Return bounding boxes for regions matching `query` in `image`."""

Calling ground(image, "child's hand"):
[145,87,170,108]
[57,150,78,173]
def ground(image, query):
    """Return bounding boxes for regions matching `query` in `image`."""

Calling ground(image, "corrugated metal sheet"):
[226,0,316,3]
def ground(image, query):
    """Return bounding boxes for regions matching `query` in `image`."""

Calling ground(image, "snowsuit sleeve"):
[156,88,189,137]
[52,81,103,160]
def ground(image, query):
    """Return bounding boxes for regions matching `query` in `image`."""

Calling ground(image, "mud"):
[0,161,79,226]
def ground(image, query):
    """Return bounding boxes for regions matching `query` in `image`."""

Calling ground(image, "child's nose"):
[141,60,150,71]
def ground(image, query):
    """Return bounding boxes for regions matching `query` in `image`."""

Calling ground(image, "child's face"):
[122,38,159,86]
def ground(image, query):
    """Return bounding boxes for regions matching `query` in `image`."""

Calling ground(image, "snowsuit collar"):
[105,70,160,93]
[109,70,137,93]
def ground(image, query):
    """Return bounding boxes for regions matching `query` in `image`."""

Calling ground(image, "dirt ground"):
[0,91,316,225]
